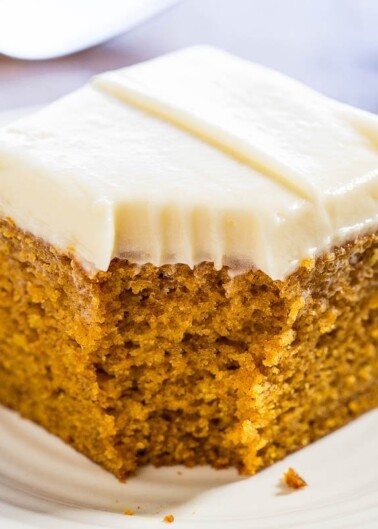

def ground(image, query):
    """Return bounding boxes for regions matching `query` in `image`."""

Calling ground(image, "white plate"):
[0,107,377,529]
[0,405,377,529]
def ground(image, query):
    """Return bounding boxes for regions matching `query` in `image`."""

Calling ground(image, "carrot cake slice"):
[0,47,377,479]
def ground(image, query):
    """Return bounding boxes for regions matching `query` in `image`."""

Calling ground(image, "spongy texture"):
[0,217,377,479]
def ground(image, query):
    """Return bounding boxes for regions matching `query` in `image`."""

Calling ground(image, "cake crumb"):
[124,508,134,516]
[163,514,175,523]
[283,467,308,489]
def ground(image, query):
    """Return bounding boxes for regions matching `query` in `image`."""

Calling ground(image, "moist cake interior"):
[0,218,377,479]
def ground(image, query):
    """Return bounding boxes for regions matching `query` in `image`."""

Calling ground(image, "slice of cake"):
[0,47,377,480]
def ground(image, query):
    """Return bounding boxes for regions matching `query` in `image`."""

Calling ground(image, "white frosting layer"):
[1,46,378,279]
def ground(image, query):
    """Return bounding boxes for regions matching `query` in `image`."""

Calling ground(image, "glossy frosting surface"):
[1,46,378,279]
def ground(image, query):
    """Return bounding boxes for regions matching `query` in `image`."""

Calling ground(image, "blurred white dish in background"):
[0,0,181,60]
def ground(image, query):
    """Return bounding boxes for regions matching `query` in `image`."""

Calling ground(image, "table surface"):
[1,0,378,113]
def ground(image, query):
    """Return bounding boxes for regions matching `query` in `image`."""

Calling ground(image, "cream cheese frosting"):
[1,46,378,279]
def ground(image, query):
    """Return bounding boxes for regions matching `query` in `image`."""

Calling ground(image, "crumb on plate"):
[283,467,308,489]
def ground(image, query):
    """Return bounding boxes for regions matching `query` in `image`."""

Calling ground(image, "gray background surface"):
[1,0,378,112]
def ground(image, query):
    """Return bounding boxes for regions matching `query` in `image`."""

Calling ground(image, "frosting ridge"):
[1,46,378,279]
